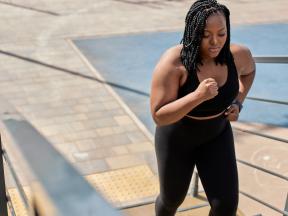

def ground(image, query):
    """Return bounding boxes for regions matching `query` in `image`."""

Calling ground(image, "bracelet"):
[232,99,243,112]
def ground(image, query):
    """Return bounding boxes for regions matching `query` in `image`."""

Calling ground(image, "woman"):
[150,0,255,215]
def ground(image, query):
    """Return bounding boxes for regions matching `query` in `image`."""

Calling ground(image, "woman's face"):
[200,12,227,60]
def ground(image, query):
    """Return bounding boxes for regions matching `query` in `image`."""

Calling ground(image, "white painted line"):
[66,38,154,142]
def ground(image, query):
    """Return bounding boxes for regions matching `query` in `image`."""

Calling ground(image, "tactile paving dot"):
[7,186,31,216]
[85,165,159,204]
[7,165,159,215]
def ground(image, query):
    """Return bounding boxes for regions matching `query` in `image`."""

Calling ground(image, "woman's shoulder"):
[160,44,183,64]
[154,44,186,76]
[230,43,255,75]
[230,43,252,57]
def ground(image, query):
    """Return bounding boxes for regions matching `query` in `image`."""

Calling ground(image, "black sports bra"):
[178,59,239,117]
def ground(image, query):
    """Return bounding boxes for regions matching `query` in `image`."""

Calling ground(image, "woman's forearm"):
[153,91,204,126]
[236,70,256,103]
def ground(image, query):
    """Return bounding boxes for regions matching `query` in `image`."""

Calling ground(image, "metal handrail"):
[246,96,288,105]
[0,136,8,216]
[2,149,30,208]
[0,55,287,215]
[284,194,288,216]
[253,56,288,64]
[188,157,288,216]
[237,159,288,181]
[187,55,288,214]
[240,190,288,216]
[247,56,288,109]
[233,126,288,144]
[231,56,288,215]
[6,194,16,216]
[0,101,123,216]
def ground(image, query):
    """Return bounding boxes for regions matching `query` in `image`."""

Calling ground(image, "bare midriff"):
[185,110,225,120]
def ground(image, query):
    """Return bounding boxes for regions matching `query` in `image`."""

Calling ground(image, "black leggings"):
[154,115,239,216]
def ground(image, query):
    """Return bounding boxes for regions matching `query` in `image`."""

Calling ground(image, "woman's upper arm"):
[231,44,256,76]
[150,50,182,118]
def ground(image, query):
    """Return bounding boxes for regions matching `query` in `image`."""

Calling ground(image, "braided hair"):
[180,0,232,74]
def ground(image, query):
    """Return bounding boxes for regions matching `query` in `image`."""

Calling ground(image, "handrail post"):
[284,193,288,216]
[191,171,199,197]
[0,135,8,216]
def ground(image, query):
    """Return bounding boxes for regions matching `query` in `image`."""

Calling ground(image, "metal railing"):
[0,56,287,216]
[113,56,288,215]
[0,100,122,216]
[0,136,8,216]
[189,56,288,215]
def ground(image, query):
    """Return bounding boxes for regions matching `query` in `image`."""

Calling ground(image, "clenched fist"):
[195,78,218,101]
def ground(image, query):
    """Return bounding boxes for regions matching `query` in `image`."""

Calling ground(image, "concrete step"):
[122,195,245,216]
[6,165,245,216]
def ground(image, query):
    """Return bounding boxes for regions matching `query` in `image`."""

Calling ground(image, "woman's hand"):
[224,104,240,121]
[195,78,218,101]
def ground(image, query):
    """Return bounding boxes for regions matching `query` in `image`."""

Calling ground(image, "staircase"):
[7,165,244,216]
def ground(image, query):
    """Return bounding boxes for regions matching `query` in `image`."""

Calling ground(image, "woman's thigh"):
[155,125,196,204]
[195,122,239,207]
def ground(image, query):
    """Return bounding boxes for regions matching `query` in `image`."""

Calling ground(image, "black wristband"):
[232,99,243,112]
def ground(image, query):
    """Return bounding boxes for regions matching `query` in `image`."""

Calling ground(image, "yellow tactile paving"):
[6,165,244,216]
[85,165,159,204]
[6,165,158,215]
[7,187,31,216]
